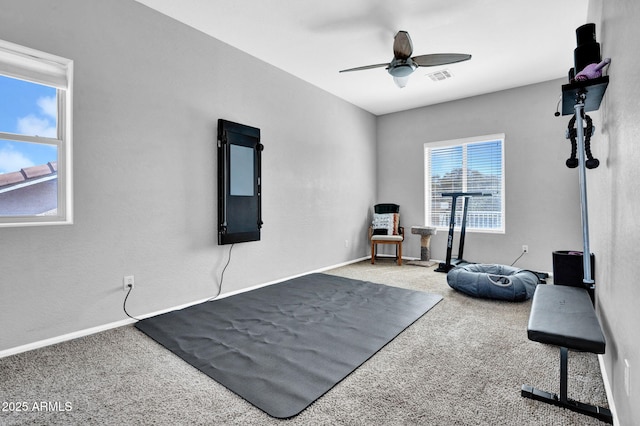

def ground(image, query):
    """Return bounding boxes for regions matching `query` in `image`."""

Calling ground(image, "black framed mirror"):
[217,119,262,245]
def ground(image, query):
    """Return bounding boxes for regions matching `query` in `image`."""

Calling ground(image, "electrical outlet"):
[522,245,529,253]
[123,275,135,291]
[344,239,349,248]
[625,359,630,396]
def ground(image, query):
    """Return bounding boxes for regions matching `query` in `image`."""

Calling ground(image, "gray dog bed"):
[447,264,539,301]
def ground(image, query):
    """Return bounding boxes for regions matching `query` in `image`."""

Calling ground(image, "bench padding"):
[527,285,605,353]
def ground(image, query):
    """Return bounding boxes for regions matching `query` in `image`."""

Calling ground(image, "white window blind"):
[425,134,505,233]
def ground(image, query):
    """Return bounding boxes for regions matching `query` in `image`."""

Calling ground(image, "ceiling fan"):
[339,30,471,88]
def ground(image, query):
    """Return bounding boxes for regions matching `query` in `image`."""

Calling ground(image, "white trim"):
[0,131,59,143]
[62,63,73,225]
[207,256,369,300]
[0,216,72,227]
[0,257,368,359]
[424,133,505,149]
[0,320,133,359]
[598,354,620,426]
[0,39,70,88]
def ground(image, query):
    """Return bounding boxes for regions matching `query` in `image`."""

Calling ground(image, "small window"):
[0,40,72,226]
[424,134,505,233]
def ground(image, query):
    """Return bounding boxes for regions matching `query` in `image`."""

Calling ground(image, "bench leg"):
[521,347,613,424]
[560,346,568,403]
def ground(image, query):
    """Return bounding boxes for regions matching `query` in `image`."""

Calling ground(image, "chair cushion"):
[372,213,399,235]
[374,203,400,214]
[371,235,404,242]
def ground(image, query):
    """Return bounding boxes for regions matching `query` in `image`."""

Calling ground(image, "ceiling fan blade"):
[339,63,390,73]
[393,31,413,59]
[412,53,472,67]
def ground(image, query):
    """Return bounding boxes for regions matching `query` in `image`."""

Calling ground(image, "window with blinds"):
[0,39,73,226]
[424,134,505,233]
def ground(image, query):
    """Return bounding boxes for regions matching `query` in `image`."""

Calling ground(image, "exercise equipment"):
[136,273,442,419]
[558,78,608,294]
[565,111,599,169]
[435,192,491,273]
[526,25,613,422]
[522,285,612,423]
[446,264,539,301]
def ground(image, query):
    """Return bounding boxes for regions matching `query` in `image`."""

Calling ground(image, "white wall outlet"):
[625,359,630,396]
[123,275,135,291]
[344,239,349,248]
[522,245,529,253]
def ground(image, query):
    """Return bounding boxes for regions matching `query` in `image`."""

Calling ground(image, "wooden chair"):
[369,203,404,265]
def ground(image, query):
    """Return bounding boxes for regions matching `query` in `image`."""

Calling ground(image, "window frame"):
[0,39,73,227]
[424,133,505,234]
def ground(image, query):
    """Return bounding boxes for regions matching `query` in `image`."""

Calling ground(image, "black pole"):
[443,195,458,268]
[436,192,491,273]
[457,196,471,262]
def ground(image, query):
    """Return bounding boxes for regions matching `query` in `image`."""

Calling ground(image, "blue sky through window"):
[0,74,58,174]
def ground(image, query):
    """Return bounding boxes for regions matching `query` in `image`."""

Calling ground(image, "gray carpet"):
[135,273,443,418]
[0,260,612,425]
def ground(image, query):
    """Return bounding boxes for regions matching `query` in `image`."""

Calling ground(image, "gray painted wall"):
[377,79,584,273]
[589,1,640,424]
[0,0,376,352]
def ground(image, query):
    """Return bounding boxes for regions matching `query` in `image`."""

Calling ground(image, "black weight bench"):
[521,284,613,424]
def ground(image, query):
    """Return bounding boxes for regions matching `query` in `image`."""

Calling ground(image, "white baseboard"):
[0,256,369,359]
[218,256,369,299]
[0,319,136,359]
[598,354,620,425]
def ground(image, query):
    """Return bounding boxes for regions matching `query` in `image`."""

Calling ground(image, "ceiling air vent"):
[427,69,453,82]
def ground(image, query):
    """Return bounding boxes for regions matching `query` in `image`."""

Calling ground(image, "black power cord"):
[123,284,140,321]
[509,252,548,283]
[510,251,526,267]
[208,243,234,302]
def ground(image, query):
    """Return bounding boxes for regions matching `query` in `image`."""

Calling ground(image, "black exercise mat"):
[135,273,442,418]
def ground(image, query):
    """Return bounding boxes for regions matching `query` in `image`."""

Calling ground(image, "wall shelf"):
[561,76,609,116]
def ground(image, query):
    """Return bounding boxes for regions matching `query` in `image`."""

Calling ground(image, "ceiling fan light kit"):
[388,58,417,88]
[393,75,411,88]
[339,30,471,88]
[388,59,417,77]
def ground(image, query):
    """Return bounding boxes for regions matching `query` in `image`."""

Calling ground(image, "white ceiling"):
[135,0,589,116]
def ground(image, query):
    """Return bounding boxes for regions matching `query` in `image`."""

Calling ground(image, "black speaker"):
[552,250,595,304]
[574,23,600,74]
